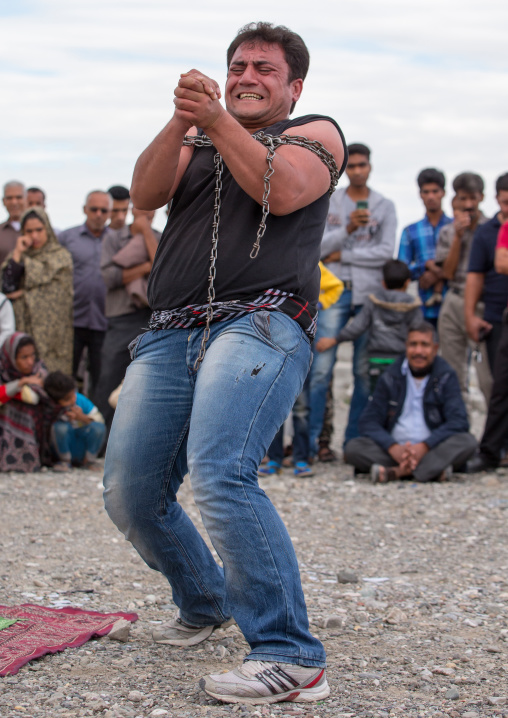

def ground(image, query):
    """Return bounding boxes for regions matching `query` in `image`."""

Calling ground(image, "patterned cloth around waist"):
[148,289,317,341]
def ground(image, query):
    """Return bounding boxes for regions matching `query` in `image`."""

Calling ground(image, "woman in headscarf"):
[2,207,73,373]
[0,332,54,472]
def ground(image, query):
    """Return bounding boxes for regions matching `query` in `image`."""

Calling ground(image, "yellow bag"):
[318,262,343,310]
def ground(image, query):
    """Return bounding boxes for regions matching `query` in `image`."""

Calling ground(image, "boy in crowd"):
[316,260,423,375]
[44,371,105,471]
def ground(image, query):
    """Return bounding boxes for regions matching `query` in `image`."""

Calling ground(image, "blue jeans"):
[267,377,310,464]
[51,421,106,464]
[103,312,326,667]
[308,289,369,449]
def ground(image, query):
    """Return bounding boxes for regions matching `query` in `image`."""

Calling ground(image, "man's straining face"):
[225,42,302,131]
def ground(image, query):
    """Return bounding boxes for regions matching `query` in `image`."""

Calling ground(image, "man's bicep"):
[274,122,345,206]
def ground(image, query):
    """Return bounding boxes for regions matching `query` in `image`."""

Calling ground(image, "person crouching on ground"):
[0,332,52,472]
[344,323,477,482]
[44,371,105,472]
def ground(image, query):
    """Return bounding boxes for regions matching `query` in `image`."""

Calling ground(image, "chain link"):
[183,131,339,368]
[193,151,223,369]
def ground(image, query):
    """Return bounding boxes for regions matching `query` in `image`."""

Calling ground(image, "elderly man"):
[103,21,346,705]
[0,181,26,263]
[344,323,477,482]
[59,191,112,397]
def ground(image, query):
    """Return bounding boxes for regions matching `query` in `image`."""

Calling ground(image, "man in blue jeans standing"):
[309,143,397,451]
[103,22,346,705]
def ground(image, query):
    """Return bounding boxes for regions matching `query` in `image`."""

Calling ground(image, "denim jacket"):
[359,355,469,451]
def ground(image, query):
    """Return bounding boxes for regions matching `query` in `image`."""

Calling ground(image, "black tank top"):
[148,114,346,311]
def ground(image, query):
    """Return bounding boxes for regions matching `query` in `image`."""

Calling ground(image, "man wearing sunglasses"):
[59,190,112,398]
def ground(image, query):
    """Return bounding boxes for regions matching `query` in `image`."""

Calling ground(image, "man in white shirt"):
[344,323,477,482]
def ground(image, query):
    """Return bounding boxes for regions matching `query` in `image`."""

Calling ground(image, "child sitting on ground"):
[44,371,106,471]
[316,259,424,390]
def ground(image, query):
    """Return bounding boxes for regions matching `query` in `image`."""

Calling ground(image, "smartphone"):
[356,201,368,210]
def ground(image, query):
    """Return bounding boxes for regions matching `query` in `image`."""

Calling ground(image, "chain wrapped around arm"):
[182,131,339,367]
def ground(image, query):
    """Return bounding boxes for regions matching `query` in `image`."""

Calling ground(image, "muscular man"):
[103,22,346,705]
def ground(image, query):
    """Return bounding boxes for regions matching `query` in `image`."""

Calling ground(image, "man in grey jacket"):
[308,143,397,451]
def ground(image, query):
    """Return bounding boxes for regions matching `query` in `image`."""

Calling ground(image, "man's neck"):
[346,185,369,202]
[233,110,290,134]
[426,209,444,227]
[497,211,508,225]
[85,222,104,238]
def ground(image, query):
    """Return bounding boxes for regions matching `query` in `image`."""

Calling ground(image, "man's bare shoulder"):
[283,120,344,165]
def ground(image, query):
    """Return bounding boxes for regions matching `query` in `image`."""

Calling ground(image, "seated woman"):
[2,207,73,373]
[44,371,105,471]
[0,332,52,472]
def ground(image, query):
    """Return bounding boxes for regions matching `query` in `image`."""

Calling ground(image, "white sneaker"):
[152,612,234,647]
[199,660,330,704]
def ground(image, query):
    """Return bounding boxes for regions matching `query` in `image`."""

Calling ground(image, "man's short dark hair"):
[408,321,438,343]
[347,143,370,160]
[108,185,130,201]
[452,172,484,195]
[227,22,309,84]
[495,173,508,194]
[26,186,46,200]
[383,259,411,289]
[44,371,77,402]
[417,168,445,190]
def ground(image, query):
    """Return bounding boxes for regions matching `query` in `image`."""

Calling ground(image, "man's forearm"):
[122,262,151,285]
[464,273,484,322]
[131,116,191,210]
[441,234,461,279]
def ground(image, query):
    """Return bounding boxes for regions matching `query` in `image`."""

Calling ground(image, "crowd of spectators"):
[0,153,507,478]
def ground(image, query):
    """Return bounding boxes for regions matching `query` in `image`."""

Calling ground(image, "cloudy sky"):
[1,0,506,235]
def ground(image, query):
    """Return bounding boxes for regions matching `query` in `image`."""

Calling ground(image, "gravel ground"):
[1,357,507,718]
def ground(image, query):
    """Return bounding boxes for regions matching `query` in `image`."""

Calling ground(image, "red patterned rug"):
[0,604,138,676]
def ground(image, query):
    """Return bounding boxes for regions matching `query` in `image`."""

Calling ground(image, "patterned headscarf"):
[0,332,45,384]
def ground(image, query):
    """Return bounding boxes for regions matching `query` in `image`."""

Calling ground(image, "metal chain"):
[193,152,223,370]
[183,131,339,368]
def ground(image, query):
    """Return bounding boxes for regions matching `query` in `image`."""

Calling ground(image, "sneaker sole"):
[199,677,330,704]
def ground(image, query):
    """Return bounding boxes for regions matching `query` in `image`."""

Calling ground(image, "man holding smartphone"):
[309,142,397,450]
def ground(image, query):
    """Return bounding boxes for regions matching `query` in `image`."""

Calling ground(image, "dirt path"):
[1,363,507,718]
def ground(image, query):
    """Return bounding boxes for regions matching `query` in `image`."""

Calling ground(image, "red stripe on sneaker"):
[286,691,300,701]
[302,669,325,689]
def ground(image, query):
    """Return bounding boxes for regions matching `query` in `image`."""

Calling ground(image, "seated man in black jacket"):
[344,322,477,482]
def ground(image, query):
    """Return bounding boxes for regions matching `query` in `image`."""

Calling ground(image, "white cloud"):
[0,0,507,232]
